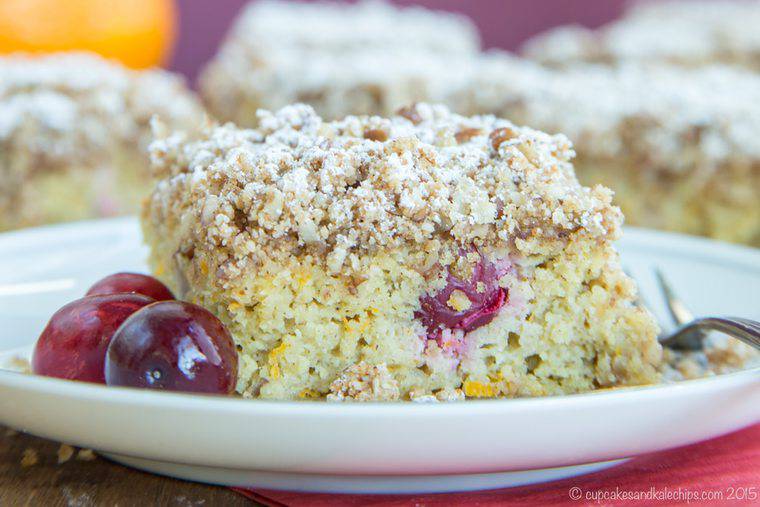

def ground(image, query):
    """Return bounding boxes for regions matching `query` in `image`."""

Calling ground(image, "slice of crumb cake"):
[523,0,760,71]
[142,103,662,401]
[0,52,204,231]
[198,0,479,126]
[447,61,760,246]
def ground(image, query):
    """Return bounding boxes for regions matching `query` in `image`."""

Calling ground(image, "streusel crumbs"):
[148,103,620,279]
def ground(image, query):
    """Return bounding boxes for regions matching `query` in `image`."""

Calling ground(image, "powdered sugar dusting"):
[147,103,620,276]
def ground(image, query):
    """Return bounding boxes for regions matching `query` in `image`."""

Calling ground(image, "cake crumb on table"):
[20,448,39,467]
[76,449,97,462]
[57,444,75,464]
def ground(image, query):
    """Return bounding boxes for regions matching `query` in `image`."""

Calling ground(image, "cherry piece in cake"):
[417,254,511,339]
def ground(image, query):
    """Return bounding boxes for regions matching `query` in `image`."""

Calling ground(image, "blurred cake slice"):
[142,103,662,401]
[199,0,480,126]
[523,0,760,70]
[447,60,760,246]
[0,52,204,231]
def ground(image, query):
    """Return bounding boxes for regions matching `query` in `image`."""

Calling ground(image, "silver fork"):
[638,268,760,351]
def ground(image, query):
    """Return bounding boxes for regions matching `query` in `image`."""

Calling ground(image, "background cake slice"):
[523,0,760,70]
[199,0,479,126]
[446,62,760,246]
[0,52,205,231]
[142,103,661,401]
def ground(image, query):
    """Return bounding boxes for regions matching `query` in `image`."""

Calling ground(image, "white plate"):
[0,218,758,494]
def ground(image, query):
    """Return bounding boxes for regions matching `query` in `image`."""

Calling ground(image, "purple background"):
[171,0,628,81]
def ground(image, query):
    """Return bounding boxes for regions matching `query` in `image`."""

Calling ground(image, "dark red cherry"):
[32,294,155,383]
[87,272,174,301]
[105,301,238,394]
[416,253,511,339]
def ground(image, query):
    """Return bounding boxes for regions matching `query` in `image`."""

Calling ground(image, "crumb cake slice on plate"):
[199,0,479,126]
[143,104,662,401]
[0,52,204,231]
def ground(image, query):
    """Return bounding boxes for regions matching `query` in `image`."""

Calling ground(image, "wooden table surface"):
[0,425,257,506]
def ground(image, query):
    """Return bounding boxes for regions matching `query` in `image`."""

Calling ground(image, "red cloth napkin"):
[234,423,760,506]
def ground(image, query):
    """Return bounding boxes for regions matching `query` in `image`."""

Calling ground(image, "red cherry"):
[32,294,154,383]
[105,301,238,394]
[416,253,511,340]
[86,272,174,301]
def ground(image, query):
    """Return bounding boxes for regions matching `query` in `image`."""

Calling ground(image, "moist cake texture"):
[523,0,760,70]
[143,103,662,401]
[0,52,205,231]
[199,0,479,126]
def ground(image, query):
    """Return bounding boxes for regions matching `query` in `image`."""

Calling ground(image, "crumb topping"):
[410,387,465,402]
[148,103,620,274]
[523,0,760,68]
[327,362,400,401]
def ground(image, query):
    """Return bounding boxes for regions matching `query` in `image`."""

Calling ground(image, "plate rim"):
[1,359,758,416]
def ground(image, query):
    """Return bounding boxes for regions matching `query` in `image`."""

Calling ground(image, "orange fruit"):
[0,0,177,68]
